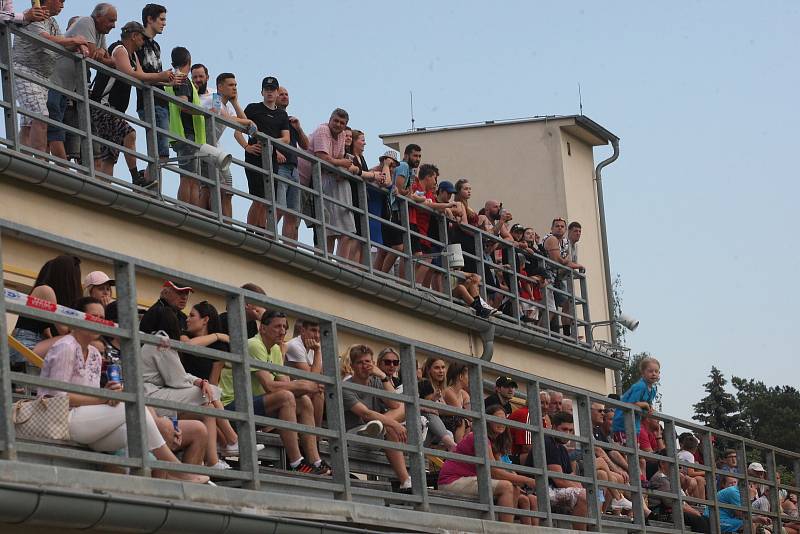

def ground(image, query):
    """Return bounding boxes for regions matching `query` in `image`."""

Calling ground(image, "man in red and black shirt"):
[408,164,456,288]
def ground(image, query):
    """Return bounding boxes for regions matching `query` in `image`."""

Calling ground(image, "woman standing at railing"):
[10,255,82,365]
[39,297,209,484]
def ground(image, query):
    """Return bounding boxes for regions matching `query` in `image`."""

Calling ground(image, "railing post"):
[580,274,593,346]
[663,419,688,532]
[319,319,351,501]
[508,244,521,324]
[577,394,602,530]
[226,292,259,490]
[357,179,373,273]
[438,212,453,301]
[738,439,754,534]
[312,161,328,258]
[399,344,428,511]
[468,361,495,520]
[206,155,223,223]
[143,86,161,190]
[527,380,552,526]
[0,230,18,460]
[0,26,19,150]
[700,431,720,527]
[623,406,645,528]
[474,231,487,300]
[399,198,414,286]
[76,55,96,181]
[114,260,149,476]
[262,138,277,237]
[766,449,782,534]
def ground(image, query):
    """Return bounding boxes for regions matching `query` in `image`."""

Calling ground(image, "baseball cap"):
[496,376,518,388]
[163,280,194,293]
[83,271,115,289]
[261,76,279,90]
[121,21,146,37]
[437,180,456,194]
[748,462,766,473]
[510,223,525,233]
[379,150,399,165]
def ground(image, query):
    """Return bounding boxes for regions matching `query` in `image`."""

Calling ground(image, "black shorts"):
[245,167,266,199]
[383,210,405,247]
[410,224,431,254]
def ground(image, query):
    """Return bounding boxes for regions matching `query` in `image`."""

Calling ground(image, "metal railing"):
[1,217,799,533]
[0,24,592,350]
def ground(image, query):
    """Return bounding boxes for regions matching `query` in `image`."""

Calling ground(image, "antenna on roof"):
[410,90,415,131]
[578,83,583,115]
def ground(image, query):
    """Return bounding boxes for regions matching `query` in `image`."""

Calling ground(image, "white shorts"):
[13,67,48,127]
[439,476,503,497]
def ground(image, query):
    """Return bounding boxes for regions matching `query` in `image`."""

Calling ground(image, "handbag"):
[12,396,71,441]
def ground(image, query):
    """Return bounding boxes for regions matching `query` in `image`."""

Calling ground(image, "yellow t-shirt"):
[219,334,282,406]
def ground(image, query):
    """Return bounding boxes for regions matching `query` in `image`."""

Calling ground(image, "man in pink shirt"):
[304,108,359,260]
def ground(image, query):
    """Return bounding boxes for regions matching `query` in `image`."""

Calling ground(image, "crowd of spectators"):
[7,252,800,530]
[4,1,588,336]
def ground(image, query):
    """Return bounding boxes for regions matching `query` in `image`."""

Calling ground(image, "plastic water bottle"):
[211,92,222,113]
[169,416,179,432]
[247,122,258,136]
[107,358,122,384]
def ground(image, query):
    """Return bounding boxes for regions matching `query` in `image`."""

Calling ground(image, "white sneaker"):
[210,459,233,470]
[611,496,633,511]
[356,420,384,439]
[219,442,265,457]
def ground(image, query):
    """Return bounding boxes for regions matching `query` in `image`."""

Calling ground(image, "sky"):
[55,0,799,422]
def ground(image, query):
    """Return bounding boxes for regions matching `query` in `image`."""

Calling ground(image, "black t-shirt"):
[180,335,228,380]
[542,436,572,486]
[592,425,609,443]
[277,121,301,167]
[243,103,289,167]
[174,81,195,140]
[218,311,258,339]
[484,393,513,416]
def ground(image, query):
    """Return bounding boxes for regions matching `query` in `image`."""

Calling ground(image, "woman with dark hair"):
[180,300,228,380]
[10,255,83,363]
[443,362,472,443]
[437,405,539,524]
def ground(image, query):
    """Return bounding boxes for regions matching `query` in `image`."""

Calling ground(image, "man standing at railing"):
[48,3,117,163]
[276,86,309,243]
[542,218,583,337]
[0,0,47,24]
[237,76,291,231]
[135,4,171,169]
[165,46,205,207]
[10,0,88,155]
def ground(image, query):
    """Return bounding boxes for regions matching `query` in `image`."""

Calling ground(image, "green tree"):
[692,367,748,437]
[731,377,800,453]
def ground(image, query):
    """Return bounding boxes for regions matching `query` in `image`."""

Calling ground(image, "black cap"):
[496,376,518,388]
[510,223,525,233]
[261,76,279,90]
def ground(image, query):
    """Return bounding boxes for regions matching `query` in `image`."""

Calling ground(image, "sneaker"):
[355,420,384,439]
[210,459,233,470]
[611,497,633,511]
[288,459,323,475]
[479,297,500,315]
[219,442,265,457]
[132,170,158,190]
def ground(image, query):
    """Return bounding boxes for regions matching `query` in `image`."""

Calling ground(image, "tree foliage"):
[731,377,800,454]
[692,367,748,437]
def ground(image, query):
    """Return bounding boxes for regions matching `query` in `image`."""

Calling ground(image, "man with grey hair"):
[304,108,359,259]
[48,3,117,162]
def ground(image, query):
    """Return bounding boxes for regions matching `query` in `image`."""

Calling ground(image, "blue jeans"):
[276,163,299,213]
[137,105,170,158]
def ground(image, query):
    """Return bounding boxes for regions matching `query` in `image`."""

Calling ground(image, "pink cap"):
[83,271,115,289]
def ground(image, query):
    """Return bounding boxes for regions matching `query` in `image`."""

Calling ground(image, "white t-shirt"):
[677,450,695,473]
[201,98,236,143]
[284,335,314,366]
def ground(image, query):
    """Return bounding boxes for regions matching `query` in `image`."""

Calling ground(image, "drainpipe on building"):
[594,138,622,394]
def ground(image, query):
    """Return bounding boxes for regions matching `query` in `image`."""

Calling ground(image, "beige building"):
[381,115,621,387]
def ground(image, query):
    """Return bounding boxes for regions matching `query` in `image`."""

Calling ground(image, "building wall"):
[1,179,608,393]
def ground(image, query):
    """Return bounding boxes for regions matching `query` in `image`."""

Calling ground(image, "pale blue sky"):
[59,0,799,421]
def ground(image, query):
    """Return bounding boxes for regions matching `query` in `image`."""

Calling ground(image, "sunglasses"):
[381,359,400,366]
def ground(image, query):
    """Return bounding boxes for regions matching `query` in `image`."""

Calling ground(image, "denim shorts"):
[224,395,267,417]
[137,105,170,158]
[275,163,299,213]
[9,328,44,365]
[46,89,68,142]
